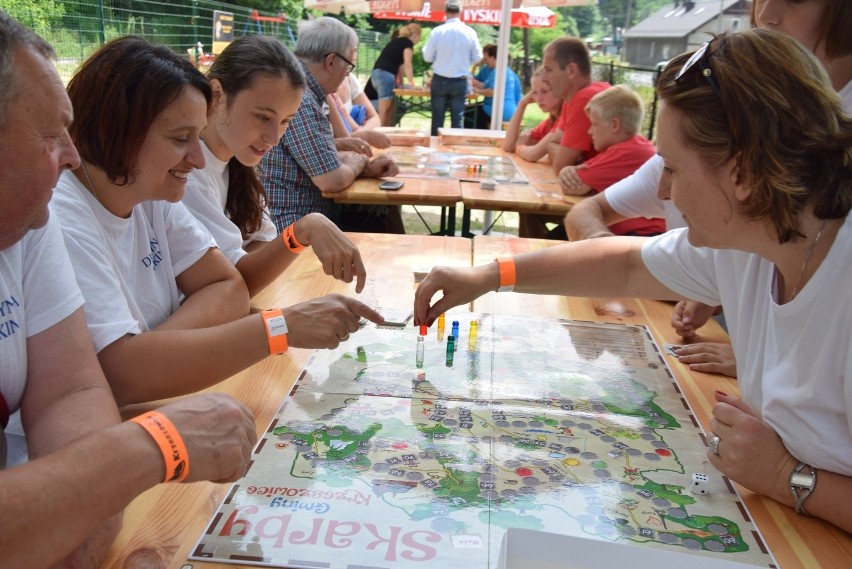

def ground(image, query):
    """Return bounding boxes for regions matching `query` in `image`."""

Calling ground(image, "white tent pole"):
[490,0,513,130]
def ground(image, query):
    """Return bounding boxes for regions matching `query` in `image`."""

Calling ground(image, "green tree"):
[2,0,65,30]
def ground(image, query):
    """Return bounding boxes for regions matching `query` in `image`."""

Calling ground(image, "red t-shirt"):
[557,81,611,159]
[528,115,559,142]
[578,135,665,236]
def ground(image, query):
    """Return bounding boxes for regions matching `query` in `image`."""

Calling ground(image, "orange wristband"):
[130,411,190,483]
[496,257,516,292]
[282,223,306,254]
[262,308,289,354]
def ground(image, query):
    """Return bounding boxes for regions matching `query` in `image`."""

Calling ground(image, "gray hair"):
[294,17,358,64]
[0,11,54,130]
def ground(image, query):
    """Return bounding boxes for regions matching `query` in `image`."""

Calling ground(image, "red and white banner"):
[372,5,556,27]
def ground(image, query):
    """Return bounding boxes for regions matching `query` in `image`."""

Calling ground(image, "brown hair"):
[482,44,497,58]
[67,36,211,185]
[207,35,305,239]
[545,37,591,77]
[658,29,852,243]
[750,0,852,59]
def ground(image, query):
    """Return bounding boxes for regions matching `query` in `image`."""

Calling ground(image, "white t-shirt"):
[0,217,83,409]
[603,80,852,231]
[342,75,365,113]
[604,154,685,231]
[1,218,83,466]
[183,143,277,265]
[641,214,852,475]
[51,170,216,352]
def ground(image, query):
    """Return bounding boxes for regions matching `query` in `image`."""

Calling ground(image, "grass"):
[396,103,548,236]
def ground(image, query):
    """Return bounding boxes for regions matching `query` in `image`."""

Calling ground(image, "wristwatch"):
[789,461,817,515]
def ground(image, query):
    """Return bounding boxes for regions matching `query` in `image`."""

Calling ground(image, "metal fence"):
[10,0,388,82]
[517,56,661,140]
[12,0,660,139]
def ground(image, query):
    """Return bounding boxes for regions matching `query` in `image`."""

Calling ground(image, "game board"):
[191,314,775,569]
[390,149,528,184]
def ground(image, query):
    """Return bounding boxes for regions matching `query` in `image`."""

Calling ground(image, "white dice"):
[690,472,710,495]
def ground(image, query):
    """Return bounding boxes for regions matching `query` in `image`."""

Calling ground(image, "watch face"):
[790,471,815,489]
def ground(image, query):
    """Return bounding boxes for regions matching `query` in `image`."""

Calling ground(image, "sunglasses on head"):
[675,41,722,100]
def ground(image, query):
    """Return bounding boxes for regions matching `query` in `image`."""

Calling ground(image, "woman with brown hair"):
[414,28,852,532]
[51,37,382,406]
[184,34,367,297]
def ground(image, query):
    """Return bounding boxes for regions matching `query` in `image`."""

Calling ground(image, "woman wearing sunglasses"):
[414,28,852,532]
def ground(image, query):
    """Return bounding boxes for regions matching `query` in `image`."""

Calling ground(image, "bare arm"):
[502,92,534,153]
[160,247,250,331]
[414,237,683,325]
[98,293,384,405]
[401,47,415,87]
[557,165,593,196]
[311,151,369,194]
[1,310,256,567]
[552,144,583,175]
[351,90,381,130]
[564,191,626,241]
[236,212,367,297]
[327,94,353,139]
[516,132,559,163]
[710,392,852,533]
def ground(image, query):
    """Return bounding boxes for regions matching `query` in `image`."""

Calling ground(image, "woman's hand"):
[295,213,366,292]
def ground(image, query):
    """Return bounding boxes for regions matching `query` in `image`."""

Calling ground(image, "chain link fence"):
[7,0,387,83]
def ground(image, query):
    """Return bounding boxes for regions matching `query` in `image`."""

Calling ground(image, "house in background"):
[622,0,750,68]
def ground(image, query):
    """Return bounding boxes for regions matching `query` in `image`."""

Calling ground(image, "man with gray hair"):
[262,16,400,233]
[0,11,257,566]
[422,0,481,135]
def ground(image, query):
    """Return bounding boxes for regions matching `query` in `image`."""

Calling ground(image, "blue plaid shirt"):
[261,61,340,231]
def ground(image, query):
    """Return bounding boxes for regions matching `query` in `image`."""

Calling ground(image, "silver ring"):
[338,333,350,342]
[708,434,721,456]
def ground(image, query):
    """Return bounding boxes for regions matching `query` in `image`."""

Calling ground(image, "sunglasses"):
[675,41,721,100]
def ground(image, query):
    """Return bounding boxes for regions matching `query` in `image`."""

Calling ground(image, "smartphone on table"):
[379,180,405,191]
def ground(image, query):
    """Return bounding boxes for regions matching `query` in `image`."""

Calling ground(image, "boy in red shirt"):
[559,85,664,236]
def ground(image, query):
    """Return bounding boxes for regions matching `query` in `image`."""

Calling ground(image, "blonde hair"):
[585,85,644,136]
[399,23,422,39]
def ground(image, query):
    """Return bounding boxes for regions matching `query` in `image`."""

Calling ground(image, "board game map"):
[191,314,775,569]
[389,149,528,184]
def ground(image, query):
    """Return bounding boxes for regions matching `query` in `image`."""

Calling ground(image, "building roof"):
[624,0,745,39]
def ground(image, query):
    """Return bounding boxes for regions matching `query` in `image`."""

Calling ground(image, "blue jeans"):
[430,74,467,136]
[371,69,396,100]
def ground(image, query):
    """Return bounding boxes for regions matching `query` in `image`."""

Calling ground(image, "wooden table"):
[102,234,852,569]
[472,236,852,569]
[393,87,491,128]
[458,146,580,237]
[99,234,472,569]
[322,175,462,235]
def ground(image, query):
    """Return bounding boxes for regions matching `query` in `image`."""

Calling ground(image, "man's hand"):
[363,154,400,179]
[157,393,257,484]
